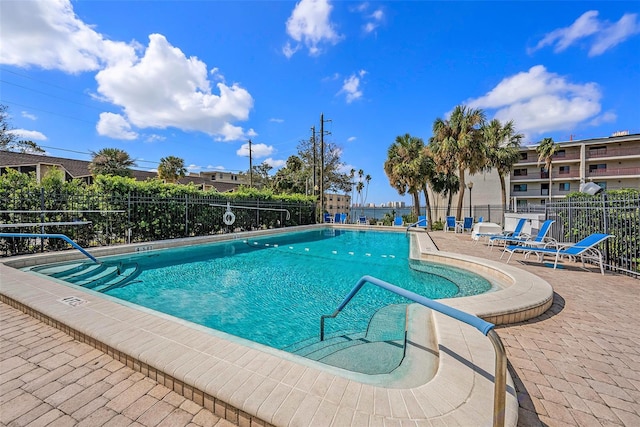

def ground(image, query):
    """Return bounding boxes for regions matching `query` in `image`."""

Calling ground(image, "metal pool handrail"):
[320,275,507,427]
[0,233,99,264]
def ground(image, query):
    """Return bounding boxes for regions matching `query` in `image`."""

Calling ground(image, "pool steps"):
[32,261,141,292]
[287,304,408,374]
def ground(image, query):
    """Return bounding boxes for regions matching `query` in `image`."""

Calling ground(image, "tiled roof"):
[0,150,239,193]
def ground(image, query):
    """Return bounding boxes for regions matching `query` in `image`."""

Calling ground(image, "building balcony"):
[587,166,640,178]
[586,146,640,159]
[510,170,580,181]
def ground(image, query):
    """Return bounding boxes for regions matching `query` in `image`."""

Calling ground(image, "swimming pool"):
[28,229,492,351]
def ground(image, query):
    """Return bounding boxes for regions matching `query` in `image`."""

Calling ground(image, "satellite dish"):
[579,182,603,195]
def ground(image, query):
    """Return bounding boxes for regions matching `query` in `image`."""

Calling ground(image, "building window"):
[513,184,527,192]
[541,183,549,196]
[554,150,566,158]
[519,152,528,161]
[559,183,570,191]
[210,175,216,181]
[589,164,607,173]
[540,168,549,179]
[559,166,570,175]
[513,168,528,176]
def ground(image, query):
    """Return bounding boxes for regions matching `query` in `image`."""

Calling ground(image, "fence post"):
[184,194,189,237]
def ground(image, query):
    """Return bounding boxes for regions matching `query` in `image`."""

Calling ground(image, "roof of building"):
[0,150,239,192]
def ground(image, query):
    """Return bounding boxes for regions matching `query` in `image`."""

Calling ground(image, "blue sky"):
[1,0,639,205]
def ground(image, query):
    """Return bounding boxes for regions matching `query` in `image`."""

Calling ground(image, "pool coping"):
[0,225,554,426]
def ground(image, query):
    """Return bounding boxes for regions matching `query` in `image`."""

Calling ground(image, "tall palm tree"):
[430,172,459,217]
[158,155,187,183]
[384,133,429,218]
[483,119,523,211]
[536,137,559,203]
[430,105,487,219]
[88,148,135,177]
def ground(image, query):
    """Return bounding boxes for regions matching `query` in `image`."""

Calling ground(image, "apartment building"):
[510,132,640,208]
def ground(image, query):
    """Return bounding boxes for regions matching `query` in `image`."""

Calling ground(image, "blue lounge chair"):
[497,219,555,258]
[334,213,341,224]
[393,216,403,226]
[418,215,427,228]
[445,216,457,232]
[462,217,473,232]
[477,216,484,223]
[505,233,613,275]
[487,218,527,250]
[358,215,367,225]
[324,213,332,223]
[340,213,347,224]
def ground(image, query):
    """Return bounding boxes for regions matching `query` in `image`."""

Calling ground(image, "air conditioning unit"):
[579,182,603,195]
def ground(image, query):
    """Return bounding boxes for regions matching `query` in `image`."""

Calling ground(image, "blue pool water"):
[33,229,492,349]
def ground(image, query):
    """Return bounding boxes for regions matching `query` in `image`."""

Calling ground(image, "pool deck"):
[1,228,639,426]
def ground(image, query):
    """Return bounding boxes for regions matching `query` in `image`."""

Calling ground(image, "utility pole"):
[248,139,253,187]
[311,126,316,197]
[319,113,331,218]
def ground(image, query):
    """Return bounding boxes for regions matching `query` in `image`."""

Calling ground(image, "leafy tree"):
[158,155,187,183]
[483,119,523,210]
[297,137,351,195]
[430,105,487,219]
[0,104,44,153]
[384,133,429,218]
[88,148,136,177]
[273,156,308,194]
[536,137,559,203]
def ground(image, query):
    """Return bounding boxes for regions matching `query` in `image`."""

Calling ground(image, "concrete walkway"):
[430,231,640,427]
[1,231,639,426]
[0,303,236,427]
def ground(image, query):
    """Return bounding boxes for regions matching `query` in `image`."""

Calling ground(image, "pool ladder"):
[320,275,508,427]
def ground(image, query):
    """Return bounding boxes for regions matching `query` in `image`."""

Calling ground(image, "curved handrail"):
[320,275,507,427]
[0,233,99,264]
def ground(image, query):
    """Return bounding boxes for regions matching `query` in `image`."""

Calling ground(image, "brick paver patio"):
[0,303,236,427]
[430,231,640,427]
[1,230,639,426]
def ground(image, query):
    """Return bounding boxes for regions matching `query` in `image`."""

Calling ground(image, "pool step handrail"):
[320,275,507,427]
[0,233,99,264]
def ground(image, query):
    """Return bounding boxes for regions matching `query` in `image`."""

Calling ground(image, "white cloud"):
[145,134,166,143]
[96,112,138,140]
[187,164,201,172]
[283,0,342,57]
[236,142,275,158]
[530,10,640,57]
[0,0,136,72]
[590,13,640,56]
[466,65,603,138]
[8,129,47,141]
[347,136,357,142]
[21,111,37,120]
[269,118,285,123]
[1,0,254,142]
[364,8,384,33]
[339,70,367,103]
[264,158,286,168]
[207,165,226,170]
[95,34,254,141]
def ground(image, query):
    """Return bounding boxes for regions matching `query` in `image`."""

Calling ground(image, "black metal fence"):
[544,193,639,276]
[0,189,316,256]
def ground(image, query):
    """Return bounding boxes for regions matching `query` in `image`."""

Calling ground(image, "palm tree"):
[158,156,187,183]
[484,119,523,211]
[384,133,429,218]
[430,172,459,217]
[88,148,135,177]
[536,137,559,203]
[430,105,487,219]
